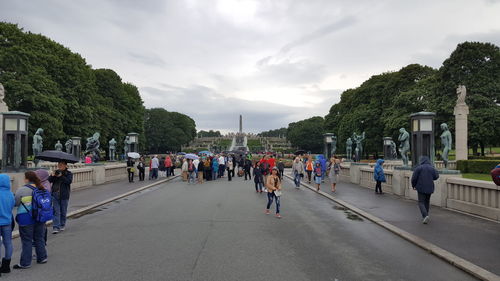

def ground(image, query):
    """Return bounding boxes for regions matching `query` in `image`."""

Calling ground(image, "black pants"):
[138,168,145,181]
[204,169,211,181]
[306,171,312,182]
[279,169,284,178]
[227,168,232,181]
[244,169,251,180]
[418,192,431,218]
[127,168,134,182]
[375,181,382,193]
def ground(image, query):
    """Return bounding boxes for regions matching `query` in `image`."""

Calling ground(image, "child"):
[314,162,322,191]
[0,174,15,275]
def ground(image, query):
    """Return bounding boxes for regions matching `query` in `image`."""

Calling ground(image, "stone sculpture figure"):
[398,128,410,166]
[109,138,117,161]
[440,123,452,168]
[456,85,467,105]
[54,140,63,151]
[0,83,6,106]
[85,132,101,161]
[32,128,44,166]
[352,132,365,161]
[65,139,73,154]
[346,138,353,160]
[331,135,337,156]
[124,136,131,155]
[389,140,398,160]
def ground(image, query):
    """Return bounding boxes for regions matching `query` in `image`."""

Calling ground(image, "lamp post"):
[1,111,30,171]
[71,137,81,161]
[323,133,334,159]
[127,132,139,153]
[410,112,436,168]
[383,137,393,160]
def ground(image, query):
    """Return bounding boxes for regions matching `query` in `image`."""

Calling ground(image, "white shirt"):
[193,159,200,168]
[219,156,225,165]
[151,157,159,169]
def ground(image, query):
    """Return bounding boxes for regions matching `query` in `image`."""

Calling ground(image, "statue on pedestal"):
[440,123,452,168]
[32,128,44,166]
[109,138,117,161]
[0,83,7,110]
[398,128,410,166]
[389,140,398,160]
[85,132,101,161]
[456,85,467,105]
[54,140,63,151]
[331,135,337,156]
[352,132,365,161]
[346,138,353,160]
[124,136,131,156]
[65,139,73,154]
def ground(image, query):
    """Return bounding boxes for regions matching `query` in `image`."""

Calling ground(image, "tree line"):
[0,22,196,156]
[284,42,500,156]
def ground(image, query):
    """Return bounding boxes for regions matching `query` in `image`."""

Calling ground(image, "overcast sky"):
[2,0,500,133]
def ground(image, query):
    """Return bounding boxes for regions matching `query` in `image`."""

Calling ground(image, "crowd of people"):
[0,161,73,276]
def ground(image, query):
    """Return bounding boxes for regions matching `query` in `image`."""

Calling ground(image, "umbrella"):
[294,150,306,155]
[184,153,199,160]
[177,152,186,155]
[35,150,79,164]
[127,152,141,159]
[198,150,212,156]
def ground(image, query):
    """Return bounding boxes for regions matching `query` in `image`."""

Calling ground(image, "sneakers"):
[37,259,48,264]
[265,209,270,215]
[52,229,59,234]
[423,216,430,224]
[13,264,31,270]
[275,214,282,219]
[60,227,65,231]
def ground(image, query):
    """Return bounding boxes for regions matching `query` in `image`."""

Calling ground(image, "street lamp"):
[323,133,334,159]
[383,137,393,160]
[410,112,436,168]
[2,111,30,171]
[71,137,81,161]
[127,132,139,153]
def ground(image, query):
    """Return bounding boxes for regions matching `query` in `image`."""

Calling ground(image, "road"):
[5,175,477,281]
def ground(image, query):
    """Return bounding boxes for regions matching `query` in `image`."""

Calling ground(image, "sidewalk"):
[312,176,500,276]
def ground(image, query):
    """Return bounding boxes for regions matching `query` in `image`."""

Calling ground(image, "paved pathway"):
[5,175,476,281]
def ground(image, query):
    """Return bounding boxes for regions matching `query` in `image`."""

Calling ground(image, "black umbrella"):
[35,150,79,164]
[294,150,306,155]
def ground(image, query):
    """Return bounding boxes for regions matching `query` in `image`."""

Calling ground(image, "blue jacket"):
[0,174,15,226]
[212,159,219,172]
[373,159,386,182]
[411,156,439,194]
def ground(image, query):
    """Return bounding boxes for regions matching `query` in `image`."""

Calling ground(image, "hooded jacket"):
[49,169,73,200]
[35,169,52,192]
[0,174,15,226]
[411,156,439,194]
[373,159,386,182]
[491,164,500,186]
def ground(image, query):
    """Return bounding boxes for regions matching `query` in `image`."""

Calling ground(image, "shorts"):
[314,175,322,184]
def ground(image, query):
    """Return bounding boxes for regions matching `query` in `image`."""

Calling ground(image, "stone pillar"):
[0,83,9,159]
[454,104,469,160]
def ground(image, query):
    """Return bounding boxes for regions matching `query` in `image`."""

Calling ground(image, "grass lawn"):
[462,173,493,181]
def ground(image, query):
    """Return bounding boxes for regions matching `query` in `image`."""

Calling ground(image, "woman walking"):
[314,162,323,191]
[0,174,15,276]
[305,157,314,184]
[265,167,282,218]
[137,157,146,181]
[411,156,439,224]
[211,157,219,181]
[291,157,304,189]
[227,158,234,181]
[197,158,205,184]
[126,157,135,183]
[253,162,264,193]
[328,157,341,192]
[181,159,188,182]
[187,159,196,184]
[14,171,48,269]
[374,159,386,194]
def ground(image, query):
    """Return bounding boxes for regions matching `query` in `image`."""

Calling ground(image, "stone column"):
[0,83,9,159]
[454,104,469,160]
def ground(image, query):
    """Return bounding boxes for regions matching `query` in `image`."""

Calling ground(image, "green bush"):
[457,160,499,174]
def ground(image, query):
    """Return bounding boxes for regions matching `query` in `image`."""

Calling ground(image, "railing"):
[105,164,127,182]
[359,167,393,193]
[446,177,500,221]
[27,161,85,170]
[71,168,94,190]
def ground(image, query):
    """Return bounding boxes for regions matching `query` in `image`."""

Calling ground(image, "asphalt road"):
[5,176,477,281]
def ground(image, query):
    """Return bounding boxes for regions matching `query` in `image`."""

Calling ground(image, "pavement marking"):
[285,174,500,281]
[12,175,180,239]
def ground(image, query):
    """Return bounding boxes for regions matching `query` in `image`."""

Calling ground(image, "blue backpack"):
[28,185,53,223]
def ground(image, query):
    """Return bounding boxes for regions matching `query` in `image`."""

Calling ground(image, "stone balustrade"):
[105,164,128,182]
[446,177,499,220]
[359,167,393,193]
[71,168,95,190]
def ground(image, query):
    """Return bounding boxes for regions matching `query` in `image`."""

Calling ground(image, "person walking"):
[159,157,166,178]
[197,158,205,184]
[291,157,304,189]
[314,162,323,191]
[411,156,439,224]
[253,162,264,193]
[181,159,188,182]
[204,157,212,181]
[373,159,386,194]
[187,159,196,184]
[265,167,282,218]
[227,158,234,181]
[491,163,500,186]
[35,169,51,245]
[164,155,172,177]
[211,157,219,181]
[305,157,314,184]
[0,174,15,275]
[126,157,135,183]
[137,157,146,181]
[49,161,73,234]
[277,159,285,179]
[151,155,159,180]
[328,157,340,192]
[218,154,225,178]
[13,172,48,269]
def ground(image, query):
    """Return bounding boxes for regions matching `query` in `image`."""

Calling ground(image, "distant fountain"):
[229,115,249,152]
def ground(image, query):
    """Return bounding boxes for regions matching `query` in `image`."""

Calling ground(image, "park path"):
[5,174,476,281]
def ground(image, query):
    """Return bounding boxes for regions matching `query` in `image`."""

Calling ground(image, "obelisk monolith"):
[454,85,469,161]
[239,115,243,133]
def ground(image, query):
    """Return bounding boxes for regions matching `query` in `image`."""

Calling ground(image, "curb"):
[284,174,500,281]
[12,175,179,239]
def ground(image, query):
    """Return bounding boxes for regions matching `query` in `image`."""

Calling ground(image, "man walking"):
[244,158,252,180]
[49,161,73,234]
[151,155,159,180]
[218,154,225,178]
[411,156,439,224]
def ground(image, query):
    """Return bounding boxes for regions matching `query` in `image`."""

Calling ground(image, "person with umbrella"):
[49,161,73,234]
[126,157,135,183]
[137,156,146,181]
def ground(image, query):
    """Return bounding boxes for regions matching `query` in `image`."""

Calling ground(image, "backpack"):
[27,185,53,223]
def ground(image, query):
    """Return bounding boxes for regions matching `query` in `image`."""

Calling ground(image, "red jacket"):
[492,165,500,186]
[165,157,172,167]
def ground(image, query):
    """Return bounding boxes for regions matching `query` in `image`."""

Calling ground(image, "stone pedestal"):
[454,104,469,160]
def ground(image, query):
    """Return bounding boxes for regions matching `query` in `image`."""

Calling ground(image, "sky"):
[1,0,500,133]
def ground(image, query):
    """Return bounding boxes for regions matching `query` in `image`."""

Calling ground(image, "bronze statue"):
[398,128,410,166]
[440,123,452,168]
[85,132,101,161]
[54,140,63,151]
[32,128,44,166]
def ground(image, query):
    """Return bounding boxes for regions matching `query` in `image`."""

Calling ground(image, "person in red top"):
[268,155,276,170]
[491,163,500,186]
[165,156,172,177]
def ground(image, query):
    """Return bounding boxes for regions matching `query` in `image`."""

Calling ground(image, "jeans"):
[52,194,69,230]
[417,192,431,218]
[19,223,47,266]
[279,169,284,178]
[375,181,382,193]
[266,192,280,214]
[294,172,301,187]
[0,224,13,259]
[151,168,159,179]
[212,170,218,180]
[255,182,263,192]
[188,171,196,184]
[244,169,251,180]
[219,165,225,177]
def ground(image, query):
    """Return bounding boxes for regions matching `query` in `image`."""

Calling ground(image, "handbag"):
[274,190,282,197]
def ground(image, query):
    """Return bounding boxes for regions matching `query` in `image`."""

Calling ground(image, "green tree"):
[287,117,325,153]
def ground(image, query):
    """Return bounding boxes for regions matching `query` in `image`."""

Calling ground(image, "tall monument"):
[454,85,469,160]
[239,115,243,133]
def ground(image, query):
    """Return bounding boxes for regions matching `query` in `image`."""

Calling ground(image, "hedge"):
[457,160,499,174]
